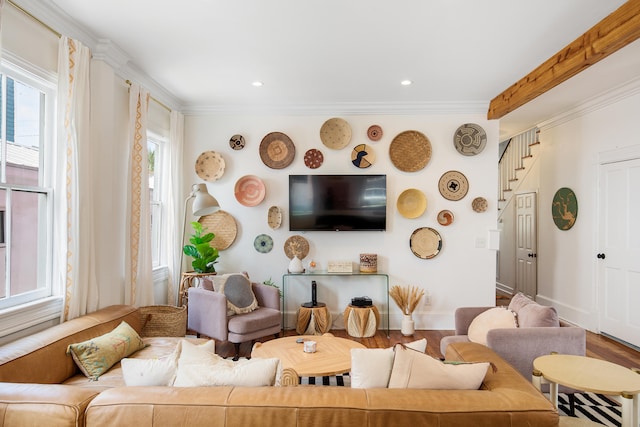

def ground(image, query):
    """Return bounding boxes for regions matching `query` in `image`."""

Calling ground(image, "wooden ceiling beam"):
[487,0,640,120]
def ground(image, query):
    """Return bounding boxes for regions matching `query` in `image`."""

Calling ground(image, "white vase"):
[401,314,415,336]
[288,255,304,273]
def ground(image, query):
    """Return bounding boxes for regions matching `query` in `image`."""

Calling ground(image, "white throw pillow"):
[388,344,489,389]
[350,338,427,389]
[174,339,279,387]
[467,307,517,345]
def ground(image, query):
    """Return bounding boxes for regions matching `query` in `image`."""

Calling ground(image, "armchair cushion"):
[467,307,517,345]
[509,293,559,327]
[215,273,258,315]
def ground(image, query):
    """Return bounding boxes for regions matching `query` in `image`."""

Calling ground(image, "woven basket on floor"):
[139,305,187,337]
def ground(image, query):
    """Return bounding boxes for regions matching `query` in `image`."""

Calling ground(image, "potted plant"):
[183,221,219,273]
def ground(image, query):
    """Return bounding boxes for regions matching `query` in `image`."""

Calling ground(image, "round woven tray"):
[284,235,309,259]
[198,210,238,250]
[139,305,187,337]
[389,130,432,172]
[320,117,352,150]
[259,132,295,169]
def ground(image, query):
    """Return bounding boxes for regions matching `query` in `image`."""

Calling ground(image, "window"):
[0,62,55,310]
[147,134,164,269]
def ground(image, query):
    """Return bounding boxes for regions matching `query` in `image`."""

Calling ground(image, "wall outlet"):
[423,291,431,305]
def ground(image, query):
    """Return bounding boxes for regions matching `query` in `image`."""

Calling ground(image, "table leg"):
[549,381,558,409]
[620,393,637,427]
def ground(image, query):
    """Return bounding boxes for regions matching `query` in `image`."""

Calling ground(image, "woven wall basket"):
[389,130,432,172]
[139,305,187,337]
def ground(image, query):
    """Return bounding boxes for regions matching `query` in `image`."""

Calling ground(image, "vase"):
[288,255,304,273]
[401,314,415,336]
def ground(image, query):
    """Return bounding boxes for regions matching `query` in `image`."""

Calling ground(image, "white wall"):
[184,114,499,329]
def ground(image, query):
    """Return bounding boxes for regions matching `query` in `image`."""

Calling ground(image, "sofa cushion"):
[508,292,560,327]
[66,321,146,380]
[173,339,279,387]
[388,344,490,389]
[350,338,427,389]
[215,273,258,315]
[468,307,517,345]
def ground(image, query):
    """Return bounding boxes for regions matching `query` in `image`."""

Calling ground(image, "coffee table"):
[533,354,640,427]
[251,334,366,386]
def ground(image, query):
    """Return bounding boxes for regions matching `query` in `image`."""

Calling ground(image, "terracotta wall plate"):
[234,175,266,206]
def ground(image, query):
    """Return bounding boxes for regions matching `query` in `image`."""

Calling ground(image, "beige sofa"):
[0,305,559,427]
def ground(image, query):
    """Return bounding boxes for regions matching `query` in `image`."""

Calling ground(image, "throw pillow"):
[121,339,216,386]
[66,321,146,380]
[507,291,533,313]
[215,273,258,315]
[173,339,279,387]
[517,303,560,327]
[350,338,427,389]
[388,344,489,389]
[467,307,517,345]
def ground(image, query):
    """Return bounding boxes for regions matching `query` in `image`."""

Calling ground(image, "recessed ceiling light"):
[252,81,264,87]
[401,80,413,86]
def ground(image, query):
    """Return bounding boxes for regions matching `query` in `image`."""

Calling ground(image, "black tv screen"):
[289,174,387,231]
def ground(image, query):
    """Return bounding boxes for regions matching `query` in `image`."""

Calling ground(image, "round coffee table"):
[251,334,366,386]
[533,354,640,427]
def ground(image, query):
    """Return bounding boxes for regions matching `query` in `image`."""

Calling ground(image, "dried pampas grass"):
[389,285,424,315]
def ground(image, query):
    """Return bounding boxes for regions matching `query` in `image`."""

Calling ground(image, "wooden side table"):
[178,272,216,306]
[296,303,332,335]
[344,305,380,338]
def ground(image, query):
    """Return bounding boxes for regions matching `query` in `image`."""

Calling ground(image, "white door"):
[515,192,537,299]
[598,158,640,348]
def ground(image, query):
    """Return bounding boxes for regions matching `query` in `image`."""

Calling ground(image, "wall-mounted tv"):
[289,174,387,231]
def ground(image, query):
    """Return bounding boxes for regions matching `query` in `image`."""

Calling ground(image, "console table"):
[282,272,390,337]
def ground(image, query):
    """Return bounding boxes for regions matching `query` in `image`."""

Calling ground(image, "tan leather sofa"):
[0,305,559,427]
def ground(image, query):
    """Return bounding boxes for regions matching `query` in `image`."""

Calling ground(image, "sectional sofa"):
[0,304,559,427]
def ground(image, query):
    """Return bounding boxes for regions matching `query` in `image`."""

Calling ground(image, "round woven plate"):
[254,234,274,253]
[259,132,295,169]
[367,125,383,141]
[234,175,266,206]
[389,130,432,172]
[454,123,487,156]
[268,206,282,229]
[195,151,225,182]
[438,170,469,201]
[304,148,324,169]
[320,118,352,150]
[437,210,454,226]
[472,197,488,213]
[351,144,375,168]
[397,188,427,219]
[410,227,442,259]
[198,210,238,250]
[284,235,310,259]
[229,134,245,150]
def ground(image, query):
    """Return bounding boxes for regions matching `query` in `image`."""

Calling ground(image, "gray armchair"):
[188,281,281,360]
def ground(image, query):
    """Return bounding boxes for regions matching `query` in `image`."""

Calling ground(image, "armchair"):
[188,281,282,360]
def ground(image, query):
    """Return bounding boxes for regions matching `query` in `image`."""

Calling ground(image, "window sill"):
[0,297,63,340]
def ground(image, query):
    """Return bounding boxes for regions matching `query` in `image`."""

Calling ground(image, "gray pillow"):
[218,273,258,315]
[517,303,559,327]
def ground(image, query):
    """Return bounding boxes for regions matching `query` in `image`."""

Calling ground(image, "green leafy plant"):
[183,222,219,273]
[262,277,283,297]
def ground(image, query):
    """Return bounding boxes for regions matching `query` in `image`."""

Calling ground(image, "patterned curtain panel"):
[165,111,184,305]
[56,36,99,321]
[124,83,154,306]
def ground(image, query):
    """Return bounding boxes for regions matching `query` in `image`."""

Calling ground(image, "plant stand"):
[178,271,216,306]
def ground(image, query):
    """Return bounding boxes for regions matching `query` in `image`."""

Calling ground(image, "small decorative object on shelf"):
[359,253,377,273]
[389,285,425,336]
[327,261,353,273]
[307,260,317,272]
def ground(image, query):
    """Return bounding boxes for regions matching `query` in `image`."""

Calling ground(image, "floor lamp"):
[180,183,220,275]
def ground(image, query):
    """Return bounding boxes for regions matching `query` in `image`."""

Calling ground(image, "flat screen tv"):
[289,174,387,231]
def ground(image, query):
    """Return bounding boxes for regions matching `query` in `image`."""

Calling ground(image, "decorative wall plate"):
[198,210,238,250]
[437,210,454,226]
[268,206,282,229]
[229,134,245,150]
[195,151,225,182]
[351,144,375,168]
[259,132,295,169]
[472,197,488,213]
[254,234,274,253]
[284,235,309,259]
[410,227,442,259]
[454,123,487,156]
[397,188,427,219]
[552,187,578,230]
[367,125,383,141]
[438,170,469,201]
[304,148,324,169]
[389,130,432,172]
[234,175,266,206]
[320,117,352,150]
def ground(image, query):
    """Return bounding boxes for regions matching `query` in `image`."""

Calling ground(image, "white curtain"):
[124,83,154,306]
[164,111,185,305]
[56,36,99,321]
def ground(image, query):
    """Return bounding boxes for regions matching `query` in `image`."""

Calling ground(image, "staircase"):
[498,127,540,214]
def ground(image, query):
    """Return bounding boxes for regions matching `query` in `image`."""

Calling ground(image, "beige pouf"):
[344,305,380,338]
[296,304,332,335]
[558,416,605,427]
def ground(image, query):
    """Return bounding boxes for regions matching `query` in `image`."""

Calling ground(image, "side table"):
[344,305,380,338]
[296,303,332,335]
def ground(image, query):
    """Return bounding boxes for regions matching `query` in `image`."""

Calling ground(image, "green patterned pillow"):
[66,321,146,380]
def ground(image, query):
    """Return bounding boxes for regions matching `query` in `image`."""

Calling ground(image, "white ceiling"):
[39,0,638,138]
